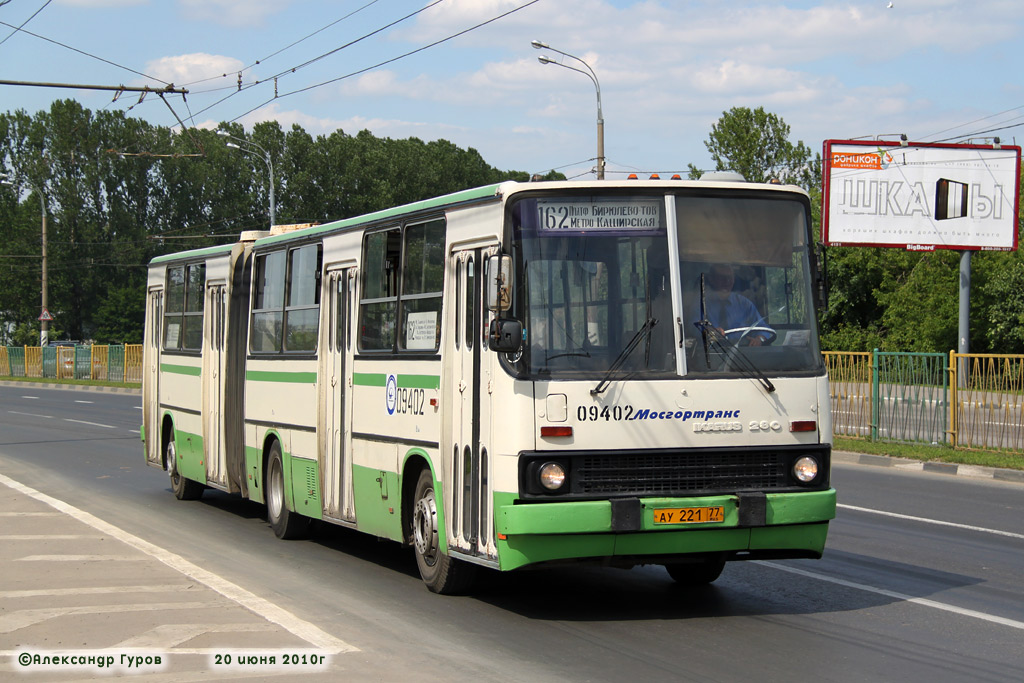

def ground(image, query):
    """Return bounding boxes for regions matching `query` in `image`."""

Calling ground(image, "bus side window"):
[400,219,445,352]
[163,263,204,351]
[251,251,286,353]
[284,244,321,352]
[359,228,401,351]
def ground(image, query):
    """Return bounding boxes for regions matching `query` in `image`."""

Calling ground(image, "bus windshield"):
[508,190,822,380]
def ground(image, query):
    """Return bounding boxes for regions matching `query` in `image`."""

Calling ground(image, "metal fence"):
[2,344,1023,453]
[0,344,143,384]
[826,349,1024,455]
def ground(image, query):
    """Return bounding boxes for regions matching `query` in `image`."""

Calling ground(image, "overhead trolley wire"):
[0,0,51,48]
[228,0,542,123]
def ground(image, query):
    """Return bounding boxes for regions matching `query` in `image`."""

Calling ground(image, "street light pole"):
[217,130,276,228]
[532,40,605,180]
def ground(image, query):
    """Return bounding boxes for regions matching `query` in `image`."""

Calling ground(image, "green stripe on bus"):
[353,372,440,389]
[161,363,201,376]
[246,370,318,384]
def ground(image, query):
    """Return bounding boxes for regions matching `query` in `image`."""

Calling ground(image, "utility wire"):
[180,0,384,88]
[186,0,448,121]
[230,0,542,123]
[0,0,51,48]
[0,20,169,85]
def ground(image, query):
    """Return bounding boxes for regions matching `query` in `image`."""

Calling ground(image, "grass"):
[0,375,140,390]
[834,436,1024,472]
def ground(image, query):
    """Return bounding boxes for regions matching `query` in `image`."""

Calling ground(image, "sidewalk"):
[0,473,356,680]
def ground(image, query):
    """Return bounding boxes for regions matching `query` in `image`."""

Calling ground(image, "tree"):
[689,106,820,190]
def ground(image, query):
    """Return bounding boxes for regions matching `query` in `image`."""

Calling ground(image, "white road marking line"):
[63,418,116,429]
[0,512,60,517]
[115,623,279,649]
[0,585,192,599]
[9,411,52,419]
[21,396,39,400]
[0,472,358,654]
[759,561,1024,631]
[0,602,212,634]
[16,554,150,562]
[74,400,94,404]
[0,534,100,540]
[838,503,1024,540]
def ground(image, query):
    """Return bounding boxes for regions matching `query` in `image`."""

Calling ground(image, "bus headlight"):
[792,456,819,483]
[538,462,567,490]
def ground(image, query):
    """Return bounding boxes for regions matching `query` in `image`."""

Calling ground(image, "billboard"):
[822,140,1021,251]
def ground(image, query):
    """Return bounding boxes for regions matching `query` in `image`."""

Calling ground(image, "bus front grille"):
[577,451,788,496]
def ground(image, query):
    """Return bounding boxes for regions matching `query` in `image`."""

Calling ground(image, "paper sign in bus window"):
[406,311,438,350]
[935,178,968,220]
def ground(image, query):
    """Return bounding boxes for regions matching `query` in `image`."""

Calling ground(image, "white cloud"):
[140,53,245,88]
[178,0,290,28]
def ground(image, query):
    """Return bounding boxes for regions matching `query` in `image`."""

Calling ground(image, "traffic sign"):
[38,308,54,322]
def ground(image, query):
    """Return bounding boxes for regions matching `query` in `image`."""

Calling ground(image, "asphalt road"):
[1,383,1022,682]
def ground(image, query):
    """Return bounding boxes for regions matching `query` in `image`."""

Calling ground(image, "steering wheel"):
[723,326,776,346]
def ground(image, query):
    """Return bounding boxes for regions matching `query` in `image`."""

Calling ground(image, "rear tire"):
[665,558,726,586]
[265,440,308,540]
[412,468,475,594]
[166,434,203,501]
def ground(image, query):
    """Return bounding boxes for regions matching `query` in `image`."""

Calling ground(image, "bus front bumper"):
[493,489,836,571]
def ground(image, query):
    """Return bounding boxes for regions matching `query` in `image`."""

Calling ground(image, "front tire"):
[665,557,726,586]
[166,434,203,501]
[265,440,308,540]
[412,468,475,594]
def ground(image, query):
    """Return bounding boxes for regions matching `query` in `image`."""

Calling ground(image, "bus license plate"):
[652,506,724,525]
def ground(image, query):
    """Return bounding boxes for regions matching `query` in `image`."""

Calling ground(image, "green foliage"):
[695,106,820,190]
[1,99,549,343]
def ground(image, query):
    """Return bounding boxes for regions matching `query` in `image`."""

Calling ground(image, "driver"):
[705,264,771,346]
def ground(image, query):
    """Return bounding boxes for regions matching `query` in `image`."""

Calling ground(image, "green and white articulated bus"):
[142,177,836,594]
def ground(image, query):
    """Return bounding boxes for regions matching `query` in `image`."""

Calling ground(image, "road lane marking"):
[0,602,212,634]
[115,623,279,649]
[0,472,358,654]
[16,554,150,562]
[759,561,1024,632]
[62,418,116,429]
[9,411,52,419]
[838,503,1024,540]
[0,512,60,517]
[21,396,39,400]
[0,534,100,540]
[0,585,192,599]
[74,400,94,404]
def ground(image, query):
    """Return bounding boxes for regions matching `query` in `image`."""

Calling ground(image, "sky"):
[1,0,1023,181]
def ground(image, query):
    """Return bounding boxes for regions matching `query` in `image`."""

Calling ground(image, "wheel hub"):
[413,492,438,559]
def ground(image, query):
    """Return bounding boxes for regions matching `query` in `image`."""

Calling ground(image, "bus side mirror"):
[485,254,513,312]
[488,318,523,353]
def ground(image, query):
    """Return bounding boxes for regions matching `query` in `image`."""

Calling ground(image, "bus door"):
[320,268,356,522]
[204,282,228,487]
[144,287,163,468]
[448,248,492,555]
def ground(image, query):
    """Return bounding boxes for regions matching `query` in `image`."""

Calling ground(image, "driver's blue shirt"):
[706,293,768,337]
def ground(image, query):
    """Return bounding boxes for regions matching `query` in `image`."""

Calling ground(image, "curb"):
[0,380,141,395]
[833,450,1024,484]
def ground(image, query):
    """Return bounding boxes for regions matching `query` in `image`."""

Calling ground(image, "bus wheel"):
[664,558,726,586]
[412,468,475,595]
[265,441,308,540]
[165,436,203,501]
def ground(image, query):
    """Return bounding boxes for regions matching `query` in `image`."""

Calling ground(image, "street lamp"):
[532,40,605,180]
[217,130,276,228]
[1,172,49,346]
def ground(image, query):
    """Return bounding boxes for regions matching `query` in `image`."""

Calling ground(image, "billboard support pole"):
[958,250,971,355]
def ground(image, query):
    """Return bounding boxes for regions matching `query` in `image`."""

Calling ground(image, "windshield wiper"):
[591,317,658,395]
[693,320,776,393]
